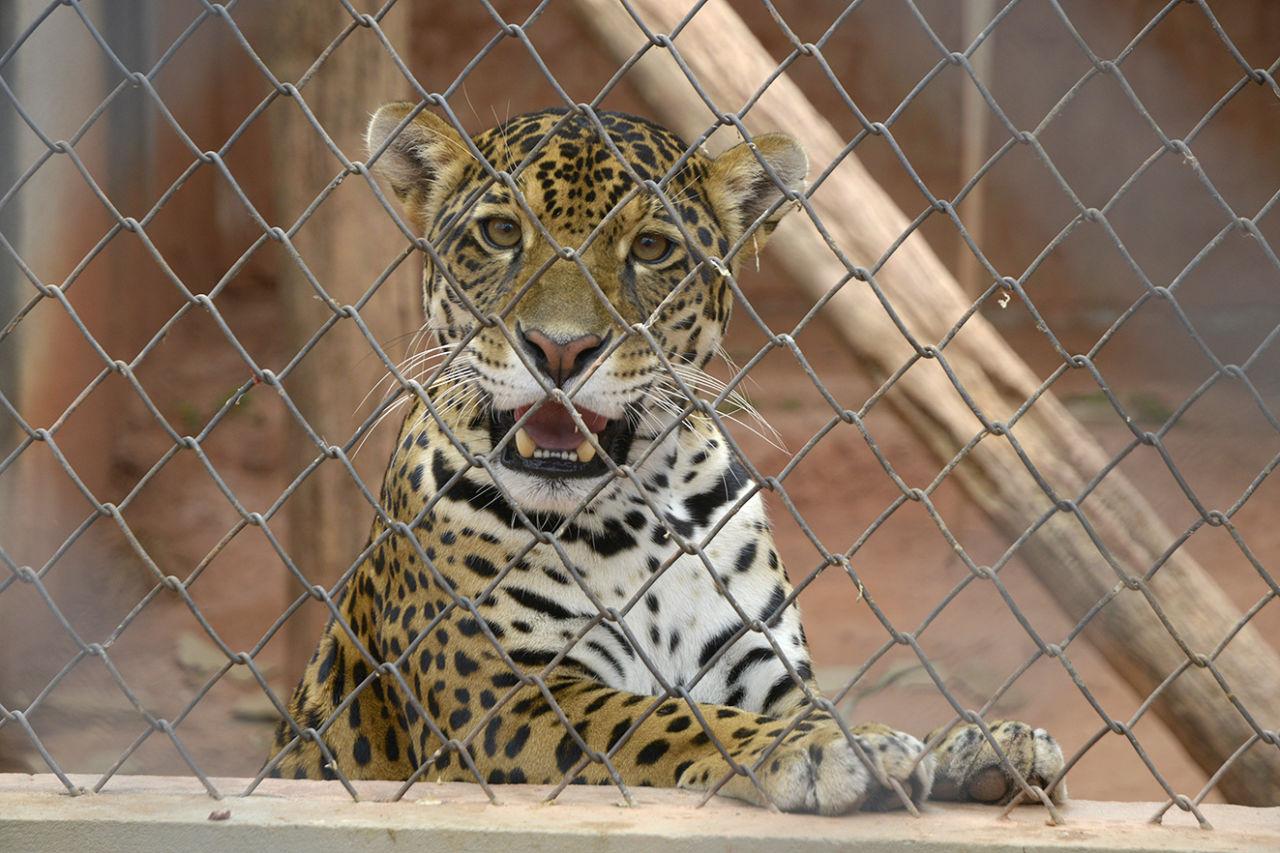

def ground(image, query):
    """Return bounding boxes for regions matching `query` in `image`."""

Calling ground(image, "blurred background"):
[1,0,1277,805]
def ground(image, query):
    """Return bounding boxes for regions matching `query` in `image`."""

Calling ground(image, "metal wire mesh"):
[1,0,1278,833]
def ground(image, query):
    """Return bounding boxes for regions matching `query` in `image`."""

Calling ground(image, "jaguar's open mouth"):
[490,401,634,479]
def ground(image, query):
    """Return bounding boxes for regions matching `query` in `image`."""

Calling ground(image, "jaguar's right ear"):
[366,102,473,226]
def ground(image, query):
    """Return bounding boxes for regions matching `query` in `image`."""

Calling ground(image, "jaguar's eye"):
[480,217,522,249]
[631,232,674,264]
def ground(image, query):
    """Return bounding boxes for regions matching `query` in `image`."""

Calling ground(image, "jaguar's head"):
[367,103,805,511]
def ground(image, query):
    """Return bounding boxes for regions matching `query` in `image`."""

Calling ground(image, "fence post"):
[268,4,417,677]
[0,3,18,459]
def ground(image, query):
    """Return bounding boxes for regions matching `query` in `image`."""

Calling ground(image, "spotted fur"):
[266,104,1067,813]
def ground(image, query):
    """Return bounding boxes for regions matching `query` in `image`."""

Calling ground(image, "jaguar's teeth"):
[515,428,536,458]
[576,439,597,464]
[530,447,579,461]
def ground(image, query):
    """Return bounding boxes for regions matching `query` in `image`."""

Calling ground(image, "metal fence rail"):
[2,0,1278,834]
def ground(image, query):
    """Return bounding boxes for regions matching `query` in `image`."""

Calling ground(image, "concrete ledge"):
[1,774,1277,853]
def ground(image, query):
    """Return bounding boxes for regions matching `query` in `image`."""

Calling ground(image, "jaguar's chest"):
[420,487,802,711]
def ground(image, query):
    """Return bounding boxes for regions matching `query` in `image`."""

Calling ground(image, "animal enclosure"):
[1,0,1278,841]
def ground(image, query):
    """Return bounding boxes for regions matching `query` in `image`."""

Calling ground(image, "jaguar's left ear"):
[366,101,474,232]
[706,133,807,252]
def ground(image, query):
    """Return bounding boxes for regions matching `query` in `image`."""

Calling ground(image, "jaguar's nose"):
[517,325,608,387]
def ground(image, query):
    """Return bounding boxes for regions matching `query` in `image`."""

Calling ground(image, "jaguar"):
[266,101,1067,814]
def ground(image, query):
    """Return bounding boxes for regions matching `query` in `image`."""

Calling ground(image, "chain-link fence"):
[2,0,1278,835]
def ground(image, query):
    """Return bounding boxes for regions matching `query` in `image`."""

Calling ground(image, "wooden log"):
[572,0,1280,805]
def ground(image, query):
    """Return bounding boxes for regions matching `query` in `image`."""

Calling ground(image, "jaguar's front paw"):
[679,720,936,815]
[929,719,1067,805]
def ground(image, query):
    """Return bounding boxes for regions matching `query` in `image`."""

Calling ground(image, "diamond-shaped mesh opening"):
[1,0,1277,829]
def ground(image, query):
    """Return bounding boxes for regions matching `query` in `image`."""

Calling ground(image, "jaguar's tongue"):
[513,402,608,460]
